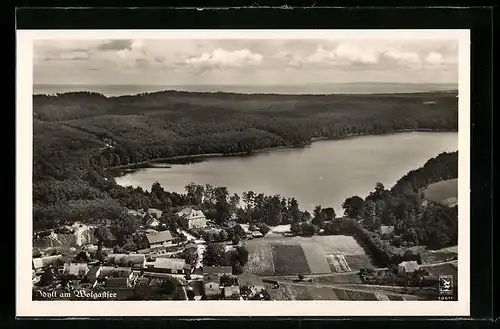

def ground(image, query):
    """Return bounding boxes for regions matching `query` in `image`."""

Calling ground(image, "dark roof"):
[204,274,220,284]
[154,258,191,271]
[99,266,132,278]
[106,254,145,266]
[203,266,232,275]
[184,243,197,250]
[105,277,128,288]
[146,230,174,244]
[238,272,264,288]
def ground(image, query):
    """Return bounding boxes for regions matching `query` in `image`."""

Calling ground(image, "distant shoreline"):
[33,84,458,98]
[108,129,457,172]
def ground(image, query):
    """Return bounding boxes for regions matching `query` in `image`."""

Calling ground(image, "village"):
[32,206,272,301]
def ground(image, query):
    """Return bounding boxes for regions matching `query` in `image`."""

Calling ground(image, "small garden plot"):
[308,235,366,255]
[325,254,351,272]
[244,243,274,276]
[374,293,390,301]
[332,288,378,301]
[300,241,331,274]
[271,244,311,275]
[266,283,339,300]
[343,254,374,270]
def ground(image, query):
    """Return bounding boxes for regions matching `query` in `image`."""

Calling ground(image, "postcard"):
[17,29,470,317]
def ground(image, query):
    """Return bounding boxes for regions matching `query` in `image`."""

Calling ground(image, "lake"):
[115,132,458,214]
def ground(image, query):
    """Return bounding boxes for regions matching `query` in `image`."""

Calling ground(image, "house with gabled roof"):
[145,230,174,249]
[177,207,207,229]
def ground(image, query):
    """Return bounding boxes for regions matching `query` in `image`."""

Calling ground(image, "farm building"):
[146,230,174,249]
[380,225,395,236]
[148,208,163,219]
[62,263,89,279]
[203,266,233,276]
[238,272,265,293]
[398,261,420,275]
[32,255,63,272]
[153,258,192,275]
[105,254,146,268]
[177,207,207,229]
[105,277,130,288]
[203,274,221,298]
[224,286,241,300]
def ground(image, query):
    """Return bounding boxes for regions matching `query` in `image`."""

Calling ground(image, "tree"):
[232,236,240,245]
[161,279,176,295]
[94,226,113,247]
[203,243,229,266]
[342,196,364,219]
[300,223,319,236]
[290,222,301,236]
[233,224,247,239]
[298,274,304,281]
[39,269,55,286]
[75,250,90,262]
[313,205,322,219]
[232,262,243,275]
[322,207,336,221]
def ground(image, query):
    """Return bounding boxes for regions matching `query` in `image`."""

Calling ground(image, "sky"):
[33,38,459,85]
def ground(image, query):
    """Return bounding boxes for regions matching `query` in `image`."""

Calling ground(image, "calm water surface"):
[115,132,458,214]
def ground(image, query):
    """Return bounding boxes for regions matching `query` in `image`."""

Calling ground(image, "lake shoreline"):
[108,129,457,172]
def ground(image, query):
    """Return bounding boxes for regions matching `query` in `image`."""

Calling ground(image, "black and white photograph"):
[16,29,470,317]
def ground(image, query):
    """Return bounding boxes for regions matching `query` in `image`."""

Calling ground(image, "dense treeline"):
[339,151,458,262]
[33,90,458,176]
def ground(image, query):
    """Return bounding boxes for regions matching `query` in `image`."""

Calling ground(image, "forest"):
[33,90,457,180]
[32,90,458,257]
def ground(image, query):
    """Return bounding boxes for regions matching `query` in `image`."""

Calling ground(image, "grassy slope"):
[424,178,458,206]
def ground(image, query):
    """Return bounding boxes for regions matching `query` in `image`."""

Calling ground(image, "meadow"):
[424,178,458,206]
[243,234,373,276]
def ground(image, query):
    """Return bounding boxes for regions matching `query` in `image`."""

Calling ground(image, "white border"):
[17,29,470,317]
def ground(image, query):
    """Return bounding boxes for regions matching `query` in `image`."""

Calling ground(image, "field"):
[271,244,311,276]
[424,178,458,206]
[332,288,378,301]
[265,283,340,300]
[244,235,373,276]
[409,245,458,264]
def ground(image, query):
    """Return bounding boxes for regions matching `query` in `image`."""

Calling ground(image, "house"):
[147,208,163,219]
[251,231,263,238]
[203,266,233,276]
[105,254,146,268]
[62,263,89,279]
[153,258,192,275]
[177,207,207,229]
[398,261,420,275]
[99,266,138,287]
[223,286,241,300]
[32,255,63,272]
[146,217,160,228]
[105,277,130,288]
[380,225,395,236]
[203,274,221,299]
[146,230,174,249]
[238,272,265,294]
